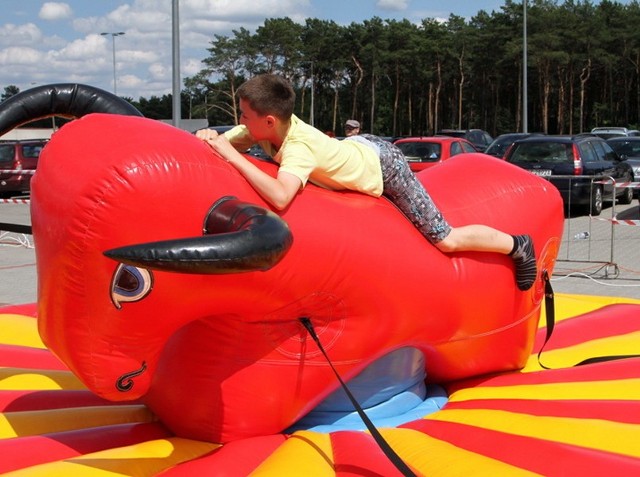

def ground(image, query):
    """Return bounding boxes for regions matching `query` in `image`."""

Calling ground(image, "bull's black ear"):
[103,197,293,274]
[0,83,142,137]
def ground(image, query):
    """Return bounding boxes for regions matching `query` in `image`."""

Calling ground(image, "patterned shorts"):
[360,134,451,244]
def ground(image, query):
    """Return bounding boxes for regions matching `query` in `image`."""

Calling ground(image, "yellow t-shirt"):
[224,115,383,197]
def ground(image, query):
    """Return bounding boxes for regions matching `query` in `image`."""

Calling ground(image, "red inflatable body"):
[31,114,563,443]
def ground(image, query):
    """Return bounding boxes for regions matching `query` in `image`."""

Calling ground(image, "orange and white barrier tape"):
[593,180,640,188]
[613,181,640,188]
[0,198,30,204]
[593,216,640,226]
[0,169,35,175]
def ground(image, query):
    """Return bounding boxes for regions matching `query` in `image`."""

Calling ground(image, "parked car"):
[606,137,640,180]
[246,144,273,162]
[590,127,640,139]
[208,125,236,134]
[199,125,273,162]
[485,132,544,158]
[503,134,634,215]
[436,129,494,152]
[0,140,46,197]
[394,136,480,172]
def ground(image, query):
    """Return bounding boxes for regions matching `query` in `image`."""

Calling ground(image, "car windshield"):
[396,142,441,161]
[508,142,573,164]
[21,144,44,158]
[0,144,13,164]
[485,140,511,156]
[609,141,640,157]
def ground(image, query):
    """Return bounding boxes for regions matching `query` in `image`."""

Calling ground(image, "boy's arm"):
[204,134,302,210]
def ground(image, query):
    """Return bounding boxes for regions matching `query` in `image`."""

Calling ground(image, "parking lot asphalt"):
[2,198,640,307]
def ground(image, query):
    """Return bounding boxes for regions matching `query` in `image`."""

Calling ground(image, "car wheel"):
[618,183,634,205]
[590,185,603,216]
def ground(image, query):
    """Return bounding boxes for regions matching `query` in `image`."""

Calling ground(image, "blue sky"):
[0,1,628,100]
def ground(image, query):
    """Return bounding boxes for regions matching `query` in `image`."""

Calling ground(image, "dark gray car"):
[485,132,544,158]
[504,134,634,215]
[606,137,640,180]
[436,129,493,152]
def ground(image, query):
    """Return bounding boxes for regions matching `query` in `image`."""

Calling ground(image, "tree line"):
[3,0,640,138]
[179,0,640,137]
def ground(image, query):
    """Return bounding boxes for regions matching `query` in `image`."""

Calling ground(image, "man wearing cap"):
[345,119,361,137]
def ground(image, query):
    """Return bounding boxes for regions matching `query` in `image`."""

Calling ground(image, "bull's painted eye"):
[110,263,153,309]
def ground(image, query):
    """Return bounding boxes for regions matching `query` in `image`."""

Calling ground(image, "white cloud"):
[182,57,203,77]
[184,0,310,20]
[376,0,409,11]
[0,46,43,66]
[0,0,315,98]
[58,34,105,60]
[0,23,43,47]
[39,2,74,21]
[149,61,170,81]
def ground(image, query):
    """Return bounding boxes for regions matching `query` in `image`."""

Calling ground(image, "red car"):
[0,140,46,197]
[394,136,479,172]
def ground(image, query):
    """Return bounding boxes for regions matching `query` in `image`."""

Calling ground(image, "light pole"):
[310,61,315,127]
[522,0,528,133]
[101,32,125,95]
[171,0,181,127]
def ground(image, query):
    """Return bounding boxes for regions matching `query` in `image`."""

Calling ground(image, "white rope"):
[552,272,640,288]
[0,231,33,248]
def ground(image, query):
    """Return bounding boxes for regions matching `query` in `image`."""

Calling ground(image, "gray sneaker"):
[511,235,537,291]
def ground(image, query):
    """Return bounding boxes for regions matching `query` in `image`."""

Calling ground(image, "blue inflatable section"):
[287,347,449,433]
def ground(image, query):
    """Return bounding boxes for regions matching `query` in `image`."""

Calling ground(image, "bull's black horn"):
[103,197,293,274]
[0,83,142,137]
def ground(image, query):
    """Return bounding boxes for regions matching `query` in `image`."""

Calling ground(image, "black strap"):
[299,317,418,477]
[538,270,640,368]
[0,222,32,234]
[537,270,555,369]
[576,354,640,366]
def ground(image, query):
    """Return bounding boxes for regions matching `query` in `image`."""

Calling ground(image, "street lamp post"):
[101,32,125,95]
[171,0,181,127]
[522,0,528,133]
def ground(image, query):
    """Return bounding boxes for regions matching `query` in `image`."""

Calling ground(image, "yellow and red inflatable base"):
[2,293,640,476]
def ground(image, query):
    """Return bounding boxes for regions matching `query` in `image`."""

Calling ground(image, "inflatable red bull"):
[1,85,640,476]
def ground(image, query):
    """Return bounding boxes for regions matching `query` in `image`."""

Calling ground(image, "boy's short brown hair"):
[237,74,295,120]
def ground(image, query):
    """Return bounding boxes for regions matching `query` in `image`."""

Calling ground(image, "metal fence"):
[553,175,640,282]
